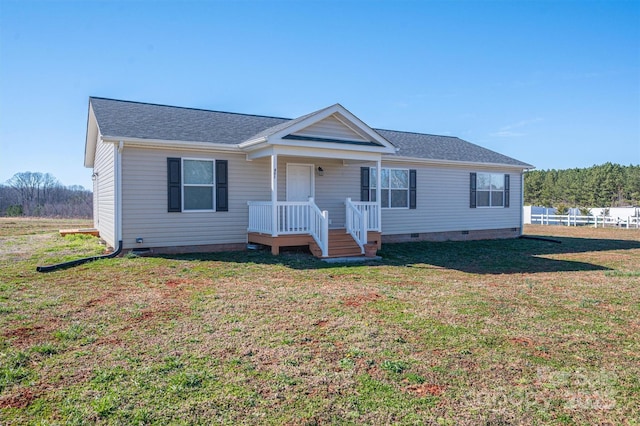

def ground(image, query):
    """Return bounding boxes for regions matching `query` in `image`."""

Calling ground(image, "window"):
[183,159,215,210]
[475,173,508,207]
[167,158,228,213]
[370,167,410,208]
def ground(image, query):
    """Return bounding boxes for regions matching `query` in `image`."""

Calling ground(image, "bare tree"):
[3,172,92,218]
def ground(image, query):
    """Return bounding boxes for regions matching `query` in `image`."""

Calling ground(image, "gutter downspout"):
[36,241,123,272]
[36,140,124,273]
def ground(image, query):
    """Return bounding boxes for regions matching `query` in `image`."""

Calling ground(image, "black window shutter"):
[504,174,510,208]
[215,160,228,212]
[470,172,477,208]
[409,169,417,209]
[167,157,181,212]
[360,167,370,202]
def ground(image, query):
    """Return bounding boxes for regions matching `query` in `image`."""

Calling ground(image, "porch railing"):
[350,200,380,232]
[247,201,272,234]
[345,198,367,253]
[276,201,313,234]
[248,199,329,257]
[309,201,329,257]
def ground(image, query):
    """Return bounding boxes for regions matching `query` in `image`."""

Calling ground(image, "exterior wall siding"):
[292,115,367,141]
[120,148,523,251]
[378,161,522,235]
[275,158,523,235]
[121,147,270,250]
[277,156,362,228]
[93,137,116,248]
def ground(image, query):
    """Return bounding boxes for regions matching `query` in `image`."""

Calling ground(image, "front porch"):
[238,103,396,258]
[248,198,381,258]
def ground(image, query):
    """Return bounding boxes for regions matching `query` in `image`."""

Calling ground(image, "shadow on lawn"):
[161,235,640,275]
[380,236,640,274]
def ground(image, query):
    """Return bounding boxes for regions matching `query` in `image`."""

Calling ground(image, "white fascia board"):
[329,104,397,149]
[269,104,338,139]
[238,136,268,149]
[269,137,396,154]
[270,104,395,150]
[383,155,534,171]
[101,136,242,153]
[331,113,370,141]
[84,105,99,168]
[246,144,382,162]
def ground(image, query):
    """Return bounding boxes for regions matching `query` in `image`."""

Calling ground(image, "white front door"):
[286,164,314,201]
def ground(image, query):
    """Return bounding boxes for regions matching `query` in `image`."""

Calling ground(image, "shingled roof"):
[89,97,532,168]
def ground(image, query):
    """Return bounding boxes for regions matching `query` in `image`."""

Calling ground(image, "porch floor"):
[248,229,381,258]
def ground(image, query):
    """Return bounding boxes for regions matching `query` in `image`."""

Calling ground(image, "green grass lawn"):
[1,219,639,425]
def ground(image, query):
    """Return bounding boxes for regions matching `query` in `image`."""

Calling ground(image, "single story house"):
[84,97,533,258]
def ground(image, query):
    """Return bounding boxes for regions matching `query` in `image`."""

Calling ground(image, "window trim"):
[371,167,410,209]
[475,172,506,208]
[182,157,216,212]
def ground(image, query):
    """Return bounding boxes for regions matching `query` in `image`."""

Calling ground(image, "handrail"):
[308,198,329,257]
[345,198,367,253]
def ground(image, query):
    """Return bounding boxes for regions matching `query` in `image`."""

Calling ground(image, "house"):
[84,97,533,258]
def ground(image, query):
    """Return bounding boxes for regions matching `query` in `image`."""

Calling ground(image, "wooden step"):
[309,229,364,258]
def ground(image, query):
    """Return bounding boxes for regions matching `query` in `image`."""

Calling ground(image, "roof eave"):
[84,102,99,168]
[101,136,243,153]
[238,137,268,149]
[383,154,534,170]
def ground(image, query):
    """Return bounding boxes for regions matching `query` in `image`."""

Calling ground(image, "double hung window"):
[475,173,508,208]
[370,168,410,208]
[183,159,215,211]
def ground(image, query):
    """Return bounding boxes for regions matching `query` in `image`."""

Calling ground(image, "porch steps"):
[309,229,363,258]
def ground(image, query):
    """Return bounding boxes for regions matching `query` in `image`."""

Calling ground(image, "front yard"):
[1,219,638,424]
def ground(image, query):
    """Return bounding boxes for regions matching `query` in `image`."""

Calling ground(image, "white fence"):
[530,213,640,228]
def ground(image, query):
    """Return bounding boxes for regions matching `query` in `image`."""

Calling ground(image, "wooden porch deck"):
[59,228,100,237]
[248,229,381,258]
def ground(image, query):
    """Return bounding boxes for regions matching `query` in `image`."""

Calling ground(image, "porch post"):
[271,154,278,236]
[376,159,382,232]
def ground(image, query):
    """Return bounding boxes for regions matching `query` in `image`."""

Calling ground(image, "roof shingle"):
[89,97,532,168]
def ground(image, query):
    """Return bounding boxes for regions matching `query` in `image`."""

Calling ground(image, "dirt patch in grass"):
[0,388,36,409]
[405,383,446,397]
[342,292,382,307]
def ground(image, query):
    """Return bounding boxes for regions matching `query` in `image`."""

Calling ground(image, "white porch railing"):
[345,198,367,253]
[309,201,329,257]
[276,201,313,234]
[248,198,329,257]
[350,200,380,231]
[247,201,272,233]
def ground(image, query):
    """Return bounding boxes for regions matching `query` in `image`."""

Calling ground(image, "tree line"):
[524,163,640,208]
[0,172,92,218]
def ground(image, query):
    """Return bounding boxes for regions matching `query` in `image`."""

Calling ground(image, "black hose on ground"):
[36,241,123,273]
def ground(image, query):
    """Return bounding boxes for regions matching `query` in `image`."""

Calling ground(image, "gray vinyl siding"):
[379,161,522,235]
[277,156,362,228]
[292,115,368,141]
[93,138,116,248]
[274,157,523,234]
[120,147,269,249]
[120,148,522,250]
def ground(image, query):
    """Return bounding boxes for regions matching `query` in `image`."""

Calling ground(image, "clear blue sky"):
[1,0,638,189]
